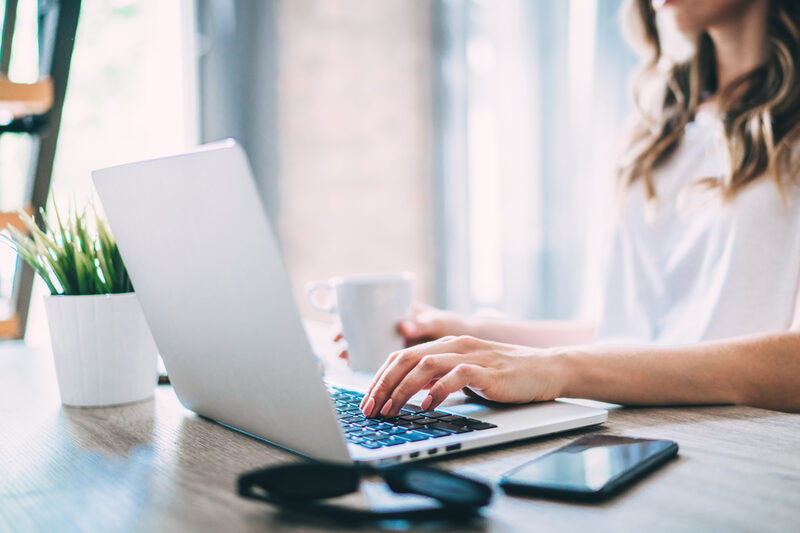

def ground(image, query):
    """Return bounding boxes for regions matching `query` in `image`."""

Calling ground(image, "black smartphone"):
[499,434,678,501]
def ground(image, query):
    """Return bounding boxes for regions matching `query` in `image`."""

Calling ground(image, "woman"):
[353,0,800,417]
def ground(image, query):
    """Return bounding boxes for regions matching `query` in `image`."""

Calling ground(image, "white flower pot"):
[44,293,159,407]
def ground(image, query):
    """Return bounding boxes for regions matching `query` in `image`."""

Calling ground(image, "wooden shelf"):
[0,0,81,340]
[1,207,34,339]
[0,208,32,232]
[0,76,53,119]
[0,313,20,338]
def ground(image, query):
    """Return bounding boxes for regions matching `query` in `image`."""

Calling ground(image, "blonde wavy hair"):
[618,0,800,200]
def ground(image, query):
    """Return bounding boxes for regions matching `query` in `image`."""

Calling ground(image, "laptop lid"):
[92,139,350,463]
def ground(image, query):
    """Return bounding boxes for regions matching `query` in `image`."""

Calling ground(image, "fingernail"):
[380,398,393,417]
[362,396,375,416]
[401,321,416,335]
[420,395,432,411]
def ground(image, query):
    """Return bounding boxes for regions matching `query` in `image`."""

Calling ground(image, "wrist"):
[516,347,579,402]
[551,347,583,399]
[459,315,482,337]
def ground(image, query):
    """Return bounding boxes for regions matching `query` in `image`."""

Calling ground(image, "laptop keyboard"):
[328,385,497,449]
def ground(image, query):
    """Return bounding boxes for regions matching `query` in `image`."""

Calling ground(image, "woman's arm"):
[399,303,596,347]
[561,332,800,412]
[360,331,800,418]
[469,318,596,347]
[336,304,594,362]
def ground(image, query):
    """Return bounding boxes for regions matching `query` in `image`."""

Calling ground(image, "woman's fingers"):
[378,353,474,417]
[360,339,432,410]
[398,302,446,341]
[360,348,405,410]
[332,331,349,360]
[398,318,437,341]
[363,336,475,417]
[424,363,491,411]
[361,349,424,415]
[368,336,466,415]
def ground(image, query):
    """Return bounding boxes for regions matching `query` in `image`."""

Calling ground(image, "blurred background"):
[0,0,636,344]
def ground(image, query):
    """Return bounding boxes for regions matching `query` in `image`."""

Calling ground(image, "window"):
[433,0,637,320]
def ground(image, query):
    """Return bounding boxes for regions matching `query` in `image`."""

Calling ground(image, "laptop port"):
[409,452,420,458]
[445,444,461,452]
[428,448,438,455]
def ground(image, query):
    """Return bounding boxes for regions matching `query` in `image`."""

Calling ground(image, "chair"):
[0,0,81,339]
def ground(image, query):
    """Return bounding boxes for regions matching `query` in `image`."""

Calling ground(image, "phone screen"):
[500,435,677,496]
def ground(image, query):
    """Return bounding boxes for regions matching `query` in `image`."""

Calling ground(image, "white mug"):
[307,272,414,373]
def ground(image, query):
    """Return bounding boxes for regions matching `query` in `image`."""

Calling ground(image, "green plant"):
[1,204,133,295]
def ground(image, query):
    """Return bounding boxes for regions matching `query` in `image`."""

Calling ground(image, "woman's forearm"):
[469,318,596,348]
[559,331,800,412]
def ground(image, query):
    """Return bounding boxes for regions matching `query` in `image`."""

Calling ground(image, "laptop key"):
[330,389,358,400]
[385,427,408,436]
[426,421,469,432]
[439,415,468,423]
[415,428,451,438]
[377,437,407,446]
[421,412,450,419]
[358,441,383,449]
[469,422,497,430]
[398,432,430,442]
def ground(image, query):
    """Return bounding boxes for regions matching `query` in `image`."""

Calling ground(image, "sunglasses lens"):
[244,463,360,501]
[384,467,492,507]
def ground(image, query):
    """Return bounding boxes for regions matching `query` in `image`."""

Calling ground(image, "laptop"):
[92,139,607,465]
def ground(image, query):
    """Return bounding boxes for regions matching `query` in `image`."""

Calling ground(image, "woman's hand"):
[358,335,567,418]
[397,303,475,344]
[334,302,474,361]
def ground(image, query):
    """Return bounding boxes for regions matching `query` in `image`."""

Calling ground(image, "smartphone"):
[499,434,678,501]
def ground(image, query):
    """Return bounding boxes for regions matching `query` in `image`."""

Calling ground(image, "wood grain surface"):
[1,341,799,533]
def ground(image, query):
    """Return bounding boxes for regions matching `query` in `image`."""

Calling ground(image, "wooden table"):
[2,341,799,532]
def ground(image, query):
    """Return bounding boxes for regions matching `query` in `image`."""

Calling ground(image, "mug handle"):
[306,281,337,313]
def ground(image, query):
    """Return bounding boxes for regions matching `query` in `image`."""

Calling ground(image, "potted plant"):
[2,203,158,407]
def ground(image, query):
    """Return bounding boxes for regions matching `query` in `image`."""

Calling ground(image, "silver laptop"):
[92,140,607,465]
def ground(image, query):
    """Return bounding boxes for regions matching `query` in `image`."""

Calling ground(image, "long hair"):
[617,0,800,201]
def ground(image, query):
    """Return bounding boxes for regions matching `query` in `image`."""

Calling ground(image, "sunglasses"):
[238,461,493,523]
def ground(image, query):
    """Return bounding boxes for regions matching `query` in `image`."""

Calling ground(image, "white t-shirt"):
[595,110,800,344]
